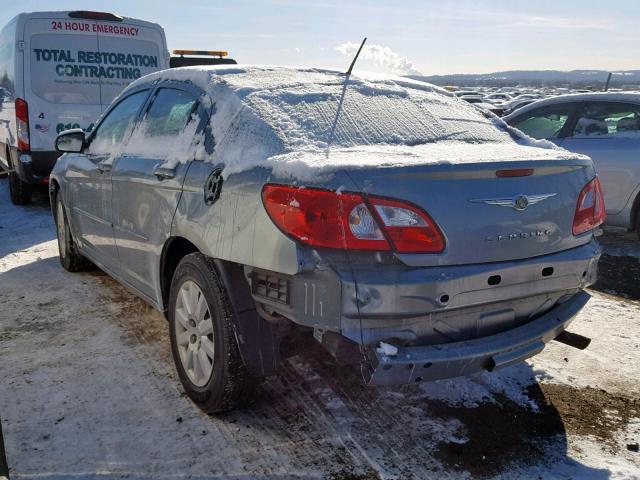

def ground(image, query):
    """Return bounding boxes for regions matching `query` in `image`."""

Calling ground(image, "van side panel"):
[23,15,168,152]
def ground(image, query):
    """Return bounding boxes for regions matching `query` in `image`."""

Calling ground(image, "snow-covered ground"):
[0,178,639,480]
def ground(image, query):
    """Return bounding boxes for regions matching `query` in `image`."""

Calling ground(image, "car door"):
[67,89,150,271]
[111,84,208,304]
[558,102,640,216]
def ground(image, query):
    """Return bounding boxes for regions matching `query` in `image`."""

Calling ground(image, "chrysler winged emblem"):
[469,193,556,211]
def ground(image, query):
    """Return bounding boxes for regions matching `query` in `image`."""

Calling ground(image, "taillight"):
[261,185,445,253]
[15,98,30,152]
[573,177,605,235]
[367,196,445,253]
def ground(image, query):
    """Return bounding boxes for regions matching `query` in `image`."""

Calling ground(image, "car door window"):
[124,88,199,159]
[88,90,149,155]
[510,104,573,139]
[572,102,640,138]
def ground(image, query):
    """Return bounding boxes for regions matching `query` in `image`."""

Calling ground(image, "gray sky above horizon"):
[1,0,637,76]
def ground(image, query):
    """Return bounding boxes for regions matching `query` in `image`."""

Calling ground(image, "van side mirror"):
[55,129,85,153]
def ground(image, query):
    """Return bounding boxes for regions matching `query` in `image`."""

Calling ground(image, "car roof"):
[504,91,640,119]
[129,65,448,98]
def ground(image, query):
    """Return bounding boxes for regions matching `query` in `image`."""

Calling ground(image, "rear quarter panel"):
[172,163,358,276]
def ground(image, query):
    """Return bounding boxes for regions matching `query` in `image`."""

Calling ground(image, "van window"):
[0,21,16,99]
[29,33,161,105]
[31,34,100,104]
[93,36,161,104]
[89,90,148,155]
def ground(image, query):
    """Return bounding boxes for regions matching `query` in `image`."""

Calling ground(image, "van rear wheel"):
[8,167,32,205]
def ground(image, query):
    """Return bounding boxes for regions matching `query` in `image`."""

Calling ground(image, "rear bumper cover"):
[249,240,599,383]
[363,290,590,385]
[12,151,60,184]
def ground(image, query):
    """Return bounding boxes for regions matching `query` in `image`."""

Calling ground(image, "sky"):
[1,0,638,76]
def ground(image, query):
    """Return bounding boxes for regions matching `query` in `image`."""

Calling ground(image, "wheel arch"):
[630,188,640,231]
[49,178,61,225]
[160,241,281,377]
[160,236,200,312]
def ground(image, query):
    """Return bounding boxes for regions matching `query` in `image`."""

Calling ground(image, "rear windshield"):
[242,80,513,148]
[30,33,161,105]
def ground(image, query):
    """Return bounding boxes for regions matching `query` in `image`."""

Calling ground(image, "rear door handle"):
[96,161,112,174]
[153,166,176,181]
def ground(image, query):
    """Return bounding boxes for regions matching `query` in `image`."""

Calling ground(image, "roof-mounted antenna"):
[326,37,367,156]
[604,71,612,92]
[346,37,367,75]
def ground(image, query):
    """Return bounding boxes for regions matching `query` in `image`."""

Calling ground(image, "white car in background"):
[484,92,513,103]
[460,95,503,115]
[504,92,640,236]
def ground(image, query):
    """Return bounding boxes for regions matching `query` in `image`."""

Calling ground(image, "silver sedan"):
[51,67,602,413]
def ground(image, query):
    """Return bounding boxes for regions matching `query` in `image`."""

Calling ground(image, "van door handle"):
[96,161,112,174]
[153,166,176,180]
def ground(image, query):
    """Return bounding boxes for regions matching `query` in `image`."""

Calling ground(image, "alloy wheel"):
[174,280,215,387]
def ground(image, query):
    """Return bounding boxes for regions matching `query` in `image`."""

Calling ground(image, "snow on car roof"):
[127,66,587,179]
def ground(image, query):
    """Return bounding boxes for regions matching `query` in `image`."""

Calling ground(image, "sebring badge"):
[469,193,557,211]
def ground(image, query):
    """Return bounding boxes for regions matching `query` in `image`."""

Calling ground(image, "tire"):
[8,163,32,205]
[636,208,640,241]
[55,195,92,272]
[169,253,257,413]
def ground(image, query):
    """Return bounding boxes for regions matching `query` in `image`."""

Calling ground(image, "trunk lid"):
[340,143,596,266]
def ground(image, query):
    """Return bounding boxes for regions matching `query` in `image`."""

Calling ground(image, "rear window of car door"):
[510,104,575,139]
[124,88,199,158]
[88,90,149,155]
[571,102,640,138]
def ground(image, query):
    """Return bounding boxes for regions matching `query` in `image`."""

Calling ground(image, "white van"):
[0,10,169,204]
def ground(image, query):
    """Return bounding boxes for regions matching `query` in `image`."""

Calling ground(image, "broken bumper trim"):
[364,290,590,386]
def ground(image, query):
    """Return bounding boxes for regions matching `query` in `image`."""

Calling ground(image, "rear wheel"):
[636,208,640,241]
[55,196,92,272]
[8,152,32,205]
[169,253,257,413]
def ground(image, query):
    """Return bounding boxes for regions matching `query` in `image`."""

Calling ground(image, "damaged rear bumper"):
[363,290,590,386]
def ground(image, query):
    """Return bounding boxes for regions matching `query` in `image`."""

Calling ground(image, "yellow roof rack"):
[172,49,228,58]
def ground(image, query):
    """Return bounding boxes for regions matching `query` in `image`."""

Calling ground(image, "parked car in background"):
[0,10,168,204]
[502,98,538,116]
[51,66,602,413]
[462,95,505,115]
[455,90,481,97]
[484,92,513,103]
[505,92,640,236]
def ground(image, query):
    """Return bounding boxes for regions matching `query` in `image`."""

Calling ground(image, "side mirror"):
[55,129,86,153]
